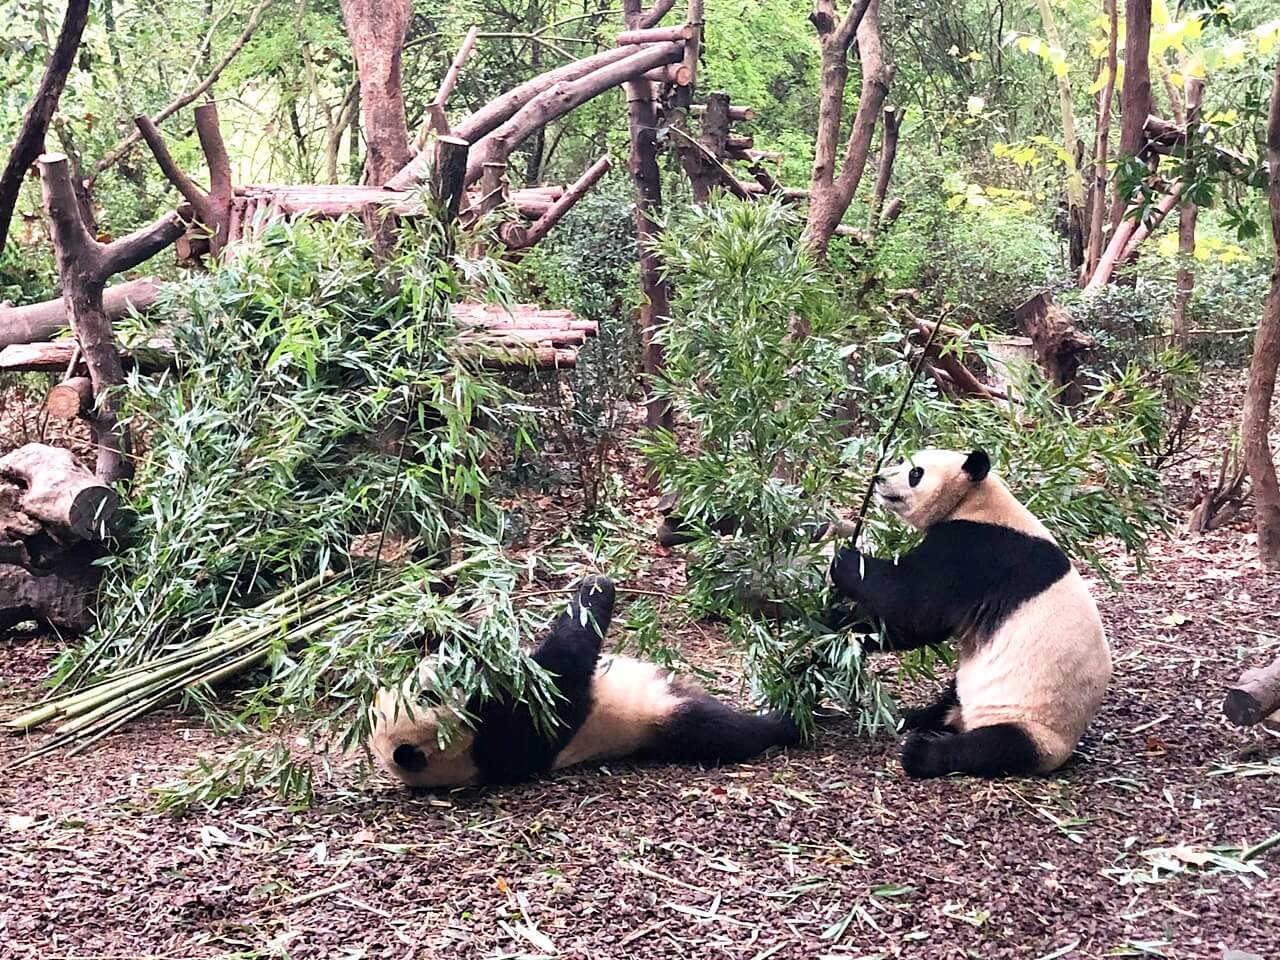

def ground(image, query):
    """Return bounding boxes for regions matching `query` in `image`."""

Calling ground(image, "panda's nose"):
[393,743,427,773]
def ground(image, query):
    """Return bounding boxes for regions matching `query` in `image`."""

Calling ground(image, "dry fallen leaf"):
[1160,612,1191,627]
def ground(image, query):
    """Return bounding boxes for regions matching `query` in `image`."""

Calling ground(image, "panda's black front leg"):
[530,576,615,686]
[829,547,951,651]
[900,679,959,733]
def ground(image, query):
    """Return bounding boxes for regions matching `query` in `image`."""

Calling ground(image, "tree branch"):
[90,0,275,182]
[0,0,89,254]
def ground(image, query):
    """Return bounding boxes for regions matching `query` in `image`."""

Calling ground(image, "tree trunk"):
[804,0,889,258]
[1033,0,1086,271]
[1170,79,1205,343]
[623,0,673,431]
[867,105,903,232]
[1111,0,1153,236]
[0,0,89,254]
[339,0,412,185]
[1085,0,1119,280]
[37,154,187,483]
[1242,52,1280,571]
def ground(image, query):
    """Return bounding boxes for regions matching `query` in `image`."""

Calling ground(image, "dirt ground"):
[2,370,1279,960]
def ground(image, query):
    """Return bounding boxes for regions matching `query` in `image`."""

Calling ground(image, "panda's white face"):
[368,658,479,788]
[874,448,990,530]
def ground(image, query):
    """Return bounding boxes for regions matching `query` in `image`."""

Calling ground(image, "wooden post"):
[623,0,673,431]
[37,153,187,483]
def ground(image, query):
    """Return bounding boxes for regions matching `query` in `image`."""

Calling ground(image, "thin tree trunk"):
[1170,78,1205,343]
[867,105,903,232]
[1033,0,1086,270]
[1111,0,1153,236]
[0,0,89,254]
[339,0,412,185]
[1085,0,1119,280]
[1242,52,1280,571]
[37,155,187,483]
[804,0,887,258]
[623,0,673,431]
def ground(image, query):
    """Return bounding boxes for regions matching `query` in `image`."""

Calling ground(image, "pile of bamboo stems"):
[3,565,460,767]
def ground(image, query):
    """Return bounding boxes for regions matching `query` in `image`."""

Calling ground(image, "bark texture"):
[340,0,412,185]
[38,154,187,482]
[805,0,890,258]
[1111,0,1153,235]
[1224,653,1280,726]
[1241,52,1280,571]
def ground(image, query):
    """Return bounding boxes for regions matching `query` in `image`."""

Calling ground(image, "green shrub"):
[640,197,893,736]
[871,191,1065,326]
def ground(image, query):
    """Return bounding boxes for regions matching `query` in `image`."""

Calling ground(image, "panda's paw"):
[828,547,866,598]
[900,732,951,779]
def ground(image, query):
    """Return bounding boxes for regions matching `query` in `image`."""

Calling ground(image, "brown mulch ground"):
[2,369,1280,960]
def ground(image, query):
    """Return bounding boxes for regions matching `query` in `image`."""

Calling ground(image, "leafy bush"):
[871,189,1064,326]
[1182,256,1270,365]
[640,197,893,735]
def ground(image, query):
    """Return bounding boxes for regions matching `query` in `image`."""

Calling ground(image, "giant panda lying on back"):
[369,576,799,788]
[829,449,1110,779]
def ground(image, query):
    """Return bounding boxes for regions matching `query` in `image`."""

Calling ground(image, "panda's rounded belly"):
[956,570,1110,748]
[551,655,683,770]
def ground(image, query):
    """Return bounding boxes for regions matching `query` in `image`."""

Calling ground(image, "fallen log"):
[0,443,117,542]
[692,103,755,121]
[1224,653,1280,727]
[0,336,175,374]
[0,558,101,634]
[616,25,693,44]
[0,276,164,350]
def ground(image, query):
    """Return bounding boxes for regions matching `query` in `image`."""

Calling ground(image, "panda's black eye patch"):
[908,466,924,487]
[393,744,428,772]
[422,688,443,707]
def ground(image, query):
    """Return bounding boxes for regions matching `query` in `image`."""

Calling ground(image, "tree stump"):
[1012,291,1094,404]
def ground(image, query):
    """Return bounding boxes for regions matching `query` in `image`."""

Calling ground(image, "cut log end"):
[1224,653,1280,727]
[45,376,94,419]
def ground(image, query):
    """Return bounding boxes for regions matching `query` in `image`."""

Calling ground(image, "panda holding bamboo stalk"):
[828,448,1111,779]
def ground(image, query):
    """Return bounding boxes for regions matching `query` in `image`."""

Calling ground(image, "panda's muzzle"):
[393,743,428,773]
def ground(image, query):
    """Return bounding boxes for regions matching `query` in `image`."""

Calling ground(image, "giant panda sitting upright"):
[369,576,799,788]
[829,449,1110,779]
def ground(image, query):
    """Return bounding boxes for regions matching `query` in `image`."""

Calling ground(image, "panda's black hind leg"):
[900,679,959,733]
[900,723,1042,779]
[651,697,801,766]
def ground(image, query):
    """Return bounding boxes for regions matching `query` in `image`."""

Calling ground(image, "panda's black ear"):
[962,450,990,482]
